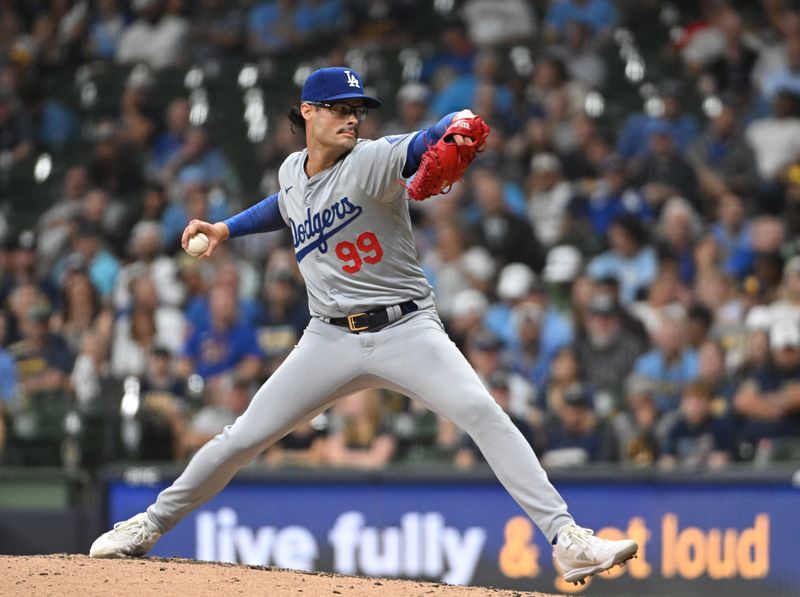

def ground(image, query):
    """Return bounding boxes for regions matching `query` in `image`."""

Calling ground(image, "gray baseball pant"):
[147,309,574,541]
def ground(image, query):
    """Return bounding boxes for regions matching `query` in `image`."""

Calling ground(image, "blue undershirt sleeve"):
[223,192,284,237]
[402,111,458,178]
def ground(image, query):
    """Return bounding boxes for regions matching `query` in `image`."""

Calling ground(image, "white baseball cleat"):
[552,523,638,585]
[89,512,162,558]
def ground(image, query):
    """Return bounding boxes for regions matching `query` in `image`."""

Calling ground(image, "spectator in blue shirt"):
[247,0,301,54]
[21,85,80,150]
[184,262,262,334]
[544,0,617,42]
[760,37,800,103]
[430,50,513,119]
[420,18,476,85]
[162,179,230,249]
[507,302,552,389]
[0,310,16,403]
[248,0,341,55]
[486,263,573,356]
[709,192,755,280]
[655,197,703,285]
[569,155,652,241]
[587,215,658,305]
[159,127,237,192]
[617,80,700,160]
[0,309,14,462]
[294,0,341,37]
[180,286,262,383]
[52,221,120,300]
[634,313,699,413]
[87,0,128,60]
[150,98,190,171]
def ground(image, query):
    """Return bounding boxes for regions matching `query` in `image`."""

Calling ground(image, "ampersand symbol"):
[499,516,539,578]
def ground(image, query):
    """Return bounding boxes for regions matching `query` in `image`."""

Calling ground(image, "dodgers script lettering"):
[289,197,363,261]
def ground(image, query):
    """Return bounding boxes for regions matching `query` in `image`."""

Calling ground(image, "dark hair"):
[144,180,166,195]
[287,105,306,132]
[595,275,619,291]
[61,271,101,325]
[150,346,170,358]
[687,302,713,328]
[610,214,648,247]
[537,54,568,84]
[683,380,714,401]
[776,88,800,117]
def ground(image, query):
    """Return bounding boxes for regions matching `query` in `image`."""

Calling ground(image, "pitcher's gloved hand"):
[404,112,491,201]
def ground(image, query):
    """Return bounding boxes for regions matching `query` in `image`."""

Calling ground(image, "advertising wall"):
[105,469,800,597]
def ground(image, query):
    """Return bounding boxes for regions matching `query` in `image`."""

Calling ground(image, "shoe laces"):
[561,525,596,551]
[113,516,154,546]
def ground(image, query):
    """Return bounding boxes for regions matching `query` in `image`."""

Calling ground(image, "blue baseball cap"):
[300,67,382,109]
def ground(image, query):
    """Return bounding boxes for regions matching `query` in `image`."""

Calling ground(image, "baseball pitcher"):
[90,67,637,585]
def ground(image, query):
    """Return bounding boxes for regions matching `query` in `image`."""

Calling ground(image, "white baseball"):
[185,232,209,257]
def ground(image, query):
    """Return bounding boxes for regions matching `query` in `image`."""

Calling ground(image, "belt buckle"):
[347,312,369,332]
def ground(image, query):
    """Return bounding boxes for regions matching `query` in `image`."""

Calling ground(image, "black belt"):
[329,300,418,333]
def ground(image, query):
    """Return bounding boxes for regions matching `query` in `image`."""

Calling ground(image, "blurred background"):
[0,0,799,595]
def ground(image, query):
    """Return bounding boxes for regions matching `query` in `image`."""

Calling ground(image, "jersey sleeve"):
[223,192,284,237]
[352,134,417,203]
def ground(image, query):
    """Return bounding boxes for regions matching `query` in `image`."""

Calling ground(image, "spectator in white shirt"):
[110,275,186,378]
[116,0,189,70]
[113,221,186,312]
[527,152,574,248]
[745,87,800,184]
[460,0,537,48]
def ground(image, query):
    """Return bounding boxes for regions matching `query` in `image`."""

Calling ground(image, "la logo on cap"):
[344,70,360,88]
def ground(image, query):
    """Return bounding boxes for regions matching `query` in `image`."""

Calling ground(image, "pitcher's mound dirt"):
[0,554,566,597]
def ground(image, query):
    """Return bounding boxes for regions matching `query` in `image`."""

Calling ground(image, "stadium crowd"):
[1,0,800,472]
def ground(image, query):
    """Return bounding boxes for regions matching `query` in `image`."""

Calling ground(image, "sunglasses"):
[306,101,368,121]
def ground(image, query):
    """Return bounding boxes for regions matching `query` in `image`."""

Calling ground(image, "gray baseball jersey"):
[146,133,574,549]
[277,135,434,318]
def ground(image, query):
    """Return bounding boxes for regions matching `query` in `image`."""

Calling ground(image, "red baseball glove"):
[404,113,491,201]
